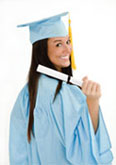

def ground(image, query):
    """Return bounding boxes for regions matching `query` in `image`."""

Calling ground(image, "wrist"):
[86,98,99,105]
[86,98,99,111]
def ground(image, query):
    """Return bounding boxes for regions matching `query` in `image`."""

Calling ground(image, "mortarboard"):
[17,11,76,70]
[17,12,69,44]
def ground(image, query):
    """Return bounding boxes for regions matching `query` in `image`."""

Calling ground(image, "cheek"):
[49,54,59,65]
[48,47,61,61]
[47,52,55,65]
[48,47,54,61]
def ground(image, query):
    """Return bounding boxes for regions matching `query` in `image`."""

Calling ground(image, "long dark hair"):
[27,38,80,142]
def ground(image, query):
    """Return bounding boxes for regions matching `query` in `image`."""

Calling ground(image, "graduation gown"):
[9,74,113,165]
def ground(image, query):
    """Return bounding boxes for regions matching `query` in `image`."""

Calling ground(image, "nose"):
[63,44,72,54]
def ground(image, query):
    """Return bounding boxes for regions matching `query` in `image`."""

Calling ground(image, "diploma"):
[36,65,83,87]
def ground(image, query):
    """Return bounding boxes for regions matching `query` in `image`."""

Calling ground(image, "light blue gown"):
[9,74,113,165]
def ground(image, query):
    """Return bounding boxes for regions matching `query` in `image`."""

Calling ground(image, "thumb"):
[82,76,88,81]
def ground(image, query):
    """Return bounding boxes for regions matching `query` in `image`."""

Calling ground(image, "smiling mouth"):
[60,55,69,60]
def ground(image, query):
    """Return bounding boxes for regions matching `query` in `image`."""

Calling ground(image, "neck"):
[55,66,62,72]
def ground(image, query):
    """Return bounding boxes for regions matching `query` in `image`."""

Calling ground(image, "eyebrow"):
[53,37,70,43]
[53,40,62,43]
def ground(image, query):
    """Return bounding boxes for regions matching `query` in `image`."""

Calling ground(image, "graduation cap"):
[17,11,76,70]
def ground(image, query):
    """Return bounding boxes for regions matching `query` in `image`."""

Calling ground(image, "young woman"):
[9,12,113,165]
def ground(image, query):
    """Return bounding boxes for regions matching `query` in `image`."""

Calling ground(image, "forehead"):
[48,35,70,42]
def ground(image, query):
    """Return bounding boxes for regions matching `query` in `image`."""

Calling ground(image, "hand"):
[82,76,102,102]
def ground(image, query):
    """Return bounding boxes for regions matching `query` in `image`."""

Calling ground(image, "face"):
[47,35,72,71]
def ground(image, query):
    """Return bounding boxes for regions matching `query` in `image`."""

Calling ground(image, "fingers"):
[96,83,102,97]
[91,82,97,94]
[86,81,94,95]
[82,76,88,81]
[82,77,102,99]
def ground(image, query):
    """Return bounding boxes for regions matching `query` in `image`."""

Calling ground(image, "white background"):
[0,0,116,164]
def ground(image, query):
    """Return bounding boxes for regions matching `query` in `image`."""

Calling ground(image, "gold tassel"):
[68,13,76,70]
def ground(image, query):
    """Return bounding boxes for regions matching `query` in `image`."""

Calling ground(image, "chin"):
[62,63,70,68]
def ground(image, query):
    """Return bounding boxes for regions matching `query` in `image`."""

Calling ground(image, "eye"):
[56,43,62,47]
[66,39,71,44]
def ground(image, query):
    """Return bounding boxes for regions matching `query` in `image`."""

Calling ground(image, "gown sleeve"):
[33,75,113,165]
[50,82,113,165]
[85,103,113,165]
[9,86,29,165]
